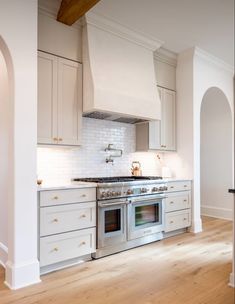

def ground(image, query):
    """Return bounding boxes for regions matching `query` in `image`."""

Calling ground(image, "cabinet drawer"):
[40,188,96,207]
[165,210,191,232]
[167,181,191,192]
[40,228,96,267]
[165,192,191,212]
[40,202,96,237]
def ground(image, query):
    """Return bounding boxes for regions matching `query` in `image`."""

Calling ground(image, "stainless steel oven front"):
[127,194,165,240]
[97,198,129,249]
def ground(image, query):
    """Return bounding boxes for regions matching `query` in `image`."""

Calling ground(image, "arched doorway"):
[0,36,13,282]
[200,87,233,220]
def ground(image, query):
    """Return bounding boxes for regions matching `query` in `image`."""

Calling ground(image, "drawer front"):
[40,202,96,237]
[165,210,191,232]
[165,192,191,212]
[40,228,96,267]
[167,181,191,192]
[40,188,96,207]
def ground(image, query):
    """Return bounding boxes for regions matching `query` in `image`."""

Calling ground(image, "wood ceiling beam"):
[57,0,101,26]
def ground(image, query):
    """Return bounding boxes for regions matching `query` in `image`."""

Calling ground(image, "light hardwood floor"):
[0,217,234,304]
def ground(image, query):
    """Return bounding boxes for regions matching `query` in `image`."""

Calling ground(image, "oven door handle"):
[98,201,129,207]
[130,195,166,204]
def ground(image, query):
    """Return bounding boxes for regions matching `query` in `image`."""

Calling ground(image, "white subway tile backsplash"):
[37,118,162,185]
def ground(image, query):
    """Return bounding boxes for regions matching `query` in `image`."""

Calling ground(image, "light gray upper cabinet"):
[38,51,82,146]
[136,87,176,152]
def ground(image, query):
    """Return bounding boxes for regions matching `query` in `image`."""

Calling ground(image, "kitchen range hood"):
[82,12,163,123]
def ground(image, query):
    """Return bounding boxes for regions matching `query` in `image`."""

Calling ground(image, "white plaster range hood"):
[82,12,163,123]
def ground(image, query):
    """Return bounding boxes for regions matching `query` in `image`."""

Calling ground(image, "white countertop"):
[37,178,191,191]
[37,182,97,191]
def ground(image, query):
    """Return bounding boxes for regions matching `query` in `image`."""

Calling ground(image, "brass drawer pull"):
[170,186,174,189]
[53,137,58,141]
[81,194,87,197]
[58,138,63,141]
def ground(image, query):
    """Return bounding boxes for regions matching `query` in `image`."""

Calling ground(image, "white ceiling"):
[91,0,234,66]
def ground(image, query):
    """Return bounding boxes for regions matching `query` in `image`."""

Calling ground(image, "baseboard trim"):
[0,242,8,268]
[201,205,233,220]
[229,272,235,288]
[5,259,41,290]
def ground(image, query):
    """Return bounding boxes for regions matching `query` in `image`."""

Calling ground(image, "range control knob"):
[152,187,159,192]
[159,186,164,191]
[112,191,117,196]
[106,191,111,197]
[126,189,133,195]
[163,186,168,191]
[141,188,148,193]
[101,191,106,198]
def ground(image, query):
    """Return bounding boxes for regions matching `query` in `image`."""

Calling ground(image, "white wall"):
[38,12,82,62]
[37,118,163,185]
[0,51,9,265]
[0,0,40,289]
[200,88,233,220]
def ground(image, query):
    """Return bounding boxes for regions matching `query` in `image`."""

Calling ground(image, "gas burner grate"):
[73,176,162,183]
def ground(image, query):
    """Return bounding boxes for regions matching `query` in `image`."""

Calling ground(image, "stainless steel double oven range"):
[74,176,167,258]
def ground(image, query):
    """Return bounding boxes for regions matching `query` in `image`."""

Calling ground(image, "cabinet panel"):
[40,202,96,237]
[40,188,96,207]
[165,192,191,212]
[161,89,176,151]
[40,228,96,267]
[38,52,57,144]
[136,87,176,152]
[57,58,82,146]
[165,210,191,232]
[167,181,191,192]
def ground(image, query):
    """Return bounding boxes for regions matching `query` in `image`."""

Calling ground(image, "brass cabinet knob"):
[184,185,188,188]
[58,138,63,141]
[170,201,174,204]
[81,194,86,197]
[80,241,86,246]
[53,196,59,200]
[53,247,59,252]
[81,214,86,218]
[183,218,187,221]
[53,137,58,141]
[53,218,59,222]
[183,199,187,202]
[170,220,174,224]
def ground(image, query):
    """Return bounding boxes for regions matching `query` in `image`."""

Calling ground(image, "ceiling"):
[90,0,234,66]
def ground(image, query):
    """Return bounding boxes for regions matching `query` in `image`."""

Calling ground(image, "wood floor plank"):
[0,216,234,304]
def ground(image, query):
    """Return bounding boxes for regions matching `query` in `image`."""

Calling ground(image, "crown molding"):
[154,48,177,67]
[84,12,164,51]
[194,47,234,74]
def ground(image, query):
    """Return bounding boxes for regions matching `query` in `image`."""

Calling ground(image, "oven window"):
[105,209,121,233]
[135,204,159,227]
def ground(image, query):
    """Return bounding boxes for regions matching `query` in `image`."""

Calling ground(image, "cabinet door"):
[38,52,58,144]
[161,89,176,151]
[57,58,82,146]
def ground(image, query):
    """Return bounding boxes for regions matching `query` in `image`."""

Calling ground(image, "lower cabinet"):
[38,187,96,270]
[164,181,192,233]
[40,227,96,267]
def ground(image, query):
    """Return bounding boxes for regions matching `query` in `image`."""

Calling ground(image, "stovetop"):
[73,176,163,183]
